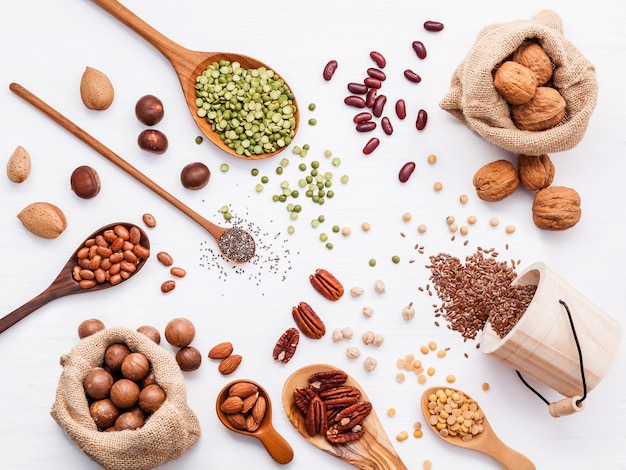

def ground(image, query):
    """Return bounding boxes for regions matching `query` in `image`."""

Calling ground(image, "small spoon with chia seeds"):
[90,0,299,160]
[10,83,256,264]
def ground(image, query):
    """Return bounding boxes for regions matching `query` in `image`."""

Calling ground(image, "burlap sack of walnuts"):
[440,9,597,156]
[50,327,201,470]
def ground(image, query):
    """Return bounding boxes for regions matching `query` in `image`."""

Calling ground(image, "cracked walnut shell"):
[532,186,581,231]
[512,41,553,86]
[511,86,566,131]
[518,154,555,191]
[494,61,537,105]
[473,159,520,202]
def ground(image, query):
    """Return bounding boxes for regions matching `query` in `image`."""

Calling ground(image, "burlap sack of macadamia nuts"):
[440,9,597,156]
[50,327,201,470]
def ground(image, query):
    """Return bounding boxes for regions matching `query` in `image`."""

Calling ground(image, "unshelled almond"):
[80,66,114,110]
[17,202,67,239]
[6,145,31,183]
[208,341,234,359]
[218,354,242,375]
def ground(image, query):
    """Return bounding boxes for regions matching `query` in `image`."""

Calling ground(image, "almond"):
[220,396,244,414]
[218,354,242,375]
[6,145,31,183]
[228,381,258,399]
[17,202,67,239]
[208,341,234,359]
[80,66,114,110]
[251,395,267,424]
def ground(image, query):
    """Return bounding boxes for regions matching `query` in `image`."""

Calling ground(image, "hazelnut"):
[104,343,131,371]
[121,352,150,381]
[135,94,164,126]
[84,368,114,400]
[164,318,196,347]
[109,378,140,409]
[138,383,166,413]
[78,318,105,338]
[180,162,211,190]
[90,399,120,429]
[176,346,202,371]
[136,325,161,344]
[472,159,520,202]
[114,411,144,431]
[137,129,168,154]
[70,165,101,199]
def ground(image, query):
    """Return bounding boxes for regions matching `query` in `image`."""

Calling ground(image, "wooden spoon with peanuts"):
[282,364,408,470]
[421,386,535,469]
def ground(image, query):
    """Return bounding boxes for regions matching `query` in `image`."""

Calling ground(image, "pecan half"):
[331,401,372,432]
[272,327,300,363]
[305,395,328,436]
[326,424,366,444]
[292,302,326,339]
[310,268,344,301]
[293,386,316,414]
[319,386,362,409]
[308,370,348,392]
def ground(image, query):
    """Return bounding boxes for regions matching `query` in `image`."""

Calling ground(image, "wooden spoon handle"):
[9,83,226,241]
[255,426,294,464]
[0,288,56,334]
[488,437,536,470]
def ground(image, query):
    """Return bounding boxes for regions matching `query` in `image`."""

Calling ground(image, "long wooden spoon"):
[10,83,256,264]
[0,222,149,335]
[421,386,536,469]
[282,364,408,470]
[216,379,294,465]
[90,0,299,160]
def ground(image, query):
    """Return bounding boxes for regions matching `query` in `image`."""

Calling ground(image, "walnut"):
[532,186,581,231]
[518,154,555,191]
[511,86,566,131]
[512,41,553,86]
[472,159,520,202]
[493,61,537,105]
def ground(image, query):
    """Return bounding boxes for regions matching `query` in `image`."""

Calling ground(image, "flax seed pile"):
[426,247,537,340]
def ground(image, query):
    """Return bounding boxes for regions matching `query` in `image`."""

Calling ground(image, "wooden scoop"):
[282,364,408,470]
[0,222,149,335]
[216,379,294,464]
[90,0,299,160]
[421,386,536,470]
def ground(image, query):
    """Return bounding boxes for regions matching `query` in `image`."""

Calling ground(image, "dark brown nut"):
[518,154,555,191]
[70,165,101,199]
[305,395,328,436]
[78,318,105,338]
[326,423,366,443]
[135,94,164,126]
[473,159,520,202]
[532,186,581,231]
[293,386,316,414]
[121,352,150,381]
[104,343,131,371]
[84,368,114,399]
[180,162,210,190]
[331,401,372,431]
[164,318,195,347]
[136,325,161,344]
[114,411,144,431]
[319,386,362,409]
[138,383,166,414]
[176,346,202,371]
[292,302,326,339]
[309,268,344,301]
[308,370,348,392]
[109,378,140,408]
[138,129,168,154]
[90,399,120,429]
[273,327,300,363]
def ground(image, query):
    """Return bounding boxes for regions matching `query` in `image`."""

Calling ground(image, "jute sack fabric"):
[51,327,201,470]
[440,10,597,156]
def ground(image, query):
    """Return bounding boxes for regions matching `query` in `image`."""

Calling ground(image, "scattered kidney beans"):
[395,99,407,120]
[366,89,377,107]
[412,41,427,59]
[381,117,393,135]
[354,112,373,123]
[323,60,338,80]
[398,161,416,183]
[423,20,444,32]
[356,121,377,132]
[367,68,386,81]
[372,95,387,118]
[369,51,386,68]
[347,82,368,94]
[404,69,422,83]
[415,109,428,130]
[344,96,366,108]
[363,137,380,155]
[364,77,382,89]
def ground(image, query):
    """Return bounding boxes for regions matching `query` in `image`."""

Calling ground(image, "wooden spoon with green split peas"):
[421,386,536,470]
[90,0,299,160]
[0,223,149,335]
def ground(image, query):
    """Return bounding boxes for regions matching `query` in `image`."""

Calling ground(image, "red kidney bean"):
[381,117,393,135]
[424,20,444,32]
[364,77,382,89]
[344,95,366,108]
[395,99,407,120]
[412,41,427,59]
[398,161,416,183]
[347,82,368,94]
[404,69,422,83]
[366,88,377,107]
[356,121,377,132]
[323,60,338,80]
[363,137,380,155]
[369,51,386,68]
[367,68,386,81]
[372,94,387,117]
[353,112,373,123]
[415,109,428,130]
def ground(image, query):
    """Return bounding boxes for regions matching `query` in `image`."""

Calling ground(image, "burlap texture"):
[50,327,201,470]
[440,10,597,155]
